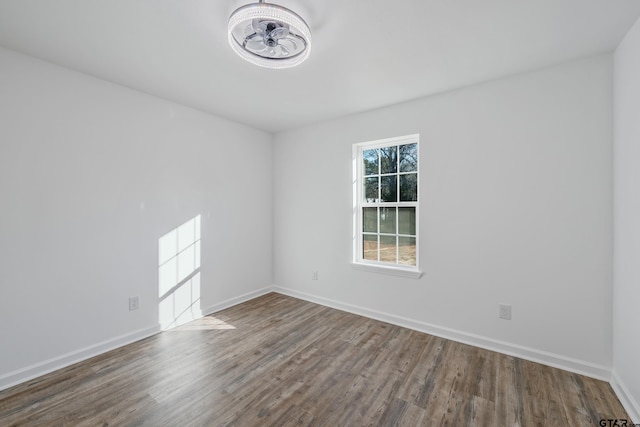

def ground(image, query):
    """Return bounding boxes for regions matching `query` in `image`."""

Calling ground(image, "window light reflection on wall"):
[158,215,201,330]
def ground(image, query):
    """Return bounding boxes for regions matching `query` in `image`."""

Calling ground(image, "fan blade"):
[280,38,298,52]
[270,27,289,39]
[280,45,290,57]
[252,19,267,35]
[246,40,264,51]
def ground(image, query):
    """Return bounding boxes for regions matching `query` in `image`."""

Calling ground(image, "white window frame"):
[352,134,422,279]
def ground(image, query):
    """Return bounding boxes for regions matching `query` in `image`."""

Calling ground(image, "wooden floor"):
[0,293,629,426]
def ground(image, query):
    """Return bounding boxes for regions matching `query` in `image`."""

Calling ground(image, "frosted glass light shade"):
[228,2,311,69]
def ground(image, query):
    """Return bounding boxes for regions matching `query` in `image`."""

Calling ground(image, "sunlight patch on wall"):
[158,215,201,330]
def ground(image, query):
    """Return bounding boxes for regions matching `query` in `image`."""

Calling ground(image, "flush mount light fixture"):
[228,0,311,69]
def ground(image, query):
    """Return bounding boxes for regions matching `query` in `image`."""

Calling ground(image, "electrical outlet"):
[129,296,139,311]
[312,271,318,280]
[499,304,511,320]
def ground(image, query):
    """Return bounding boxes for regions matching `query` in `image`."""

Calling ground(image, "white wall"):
[613,17,640,422]
[273,54,613,378]
[0,46,273,389]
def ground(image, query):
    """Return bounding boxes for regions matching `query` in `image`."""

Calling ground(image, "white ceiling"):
[1,0,639,133]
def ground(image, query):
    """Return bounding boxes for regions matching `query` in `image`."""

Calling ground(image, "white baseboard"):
[201,286,274,317]
[0,324,160,392]
[272,286,611,381]
[611,370,640,423]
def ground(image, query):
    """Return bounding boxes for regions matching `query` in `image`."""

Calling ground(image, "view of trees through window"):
[358,139,418,267]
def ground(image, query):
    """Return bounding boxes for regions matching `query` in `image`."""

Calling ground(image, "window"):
[353,134,421,278]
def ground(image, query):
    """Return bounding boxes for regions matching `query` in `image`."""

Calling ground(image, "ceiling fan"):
[228,0,312,69]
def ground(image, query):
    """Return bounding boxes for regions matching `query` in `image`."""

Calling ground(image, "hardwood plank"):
[0,293,630,426]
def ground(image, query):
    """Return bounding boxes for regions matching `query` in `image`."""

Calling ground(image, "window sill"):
[351,262,423,279]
